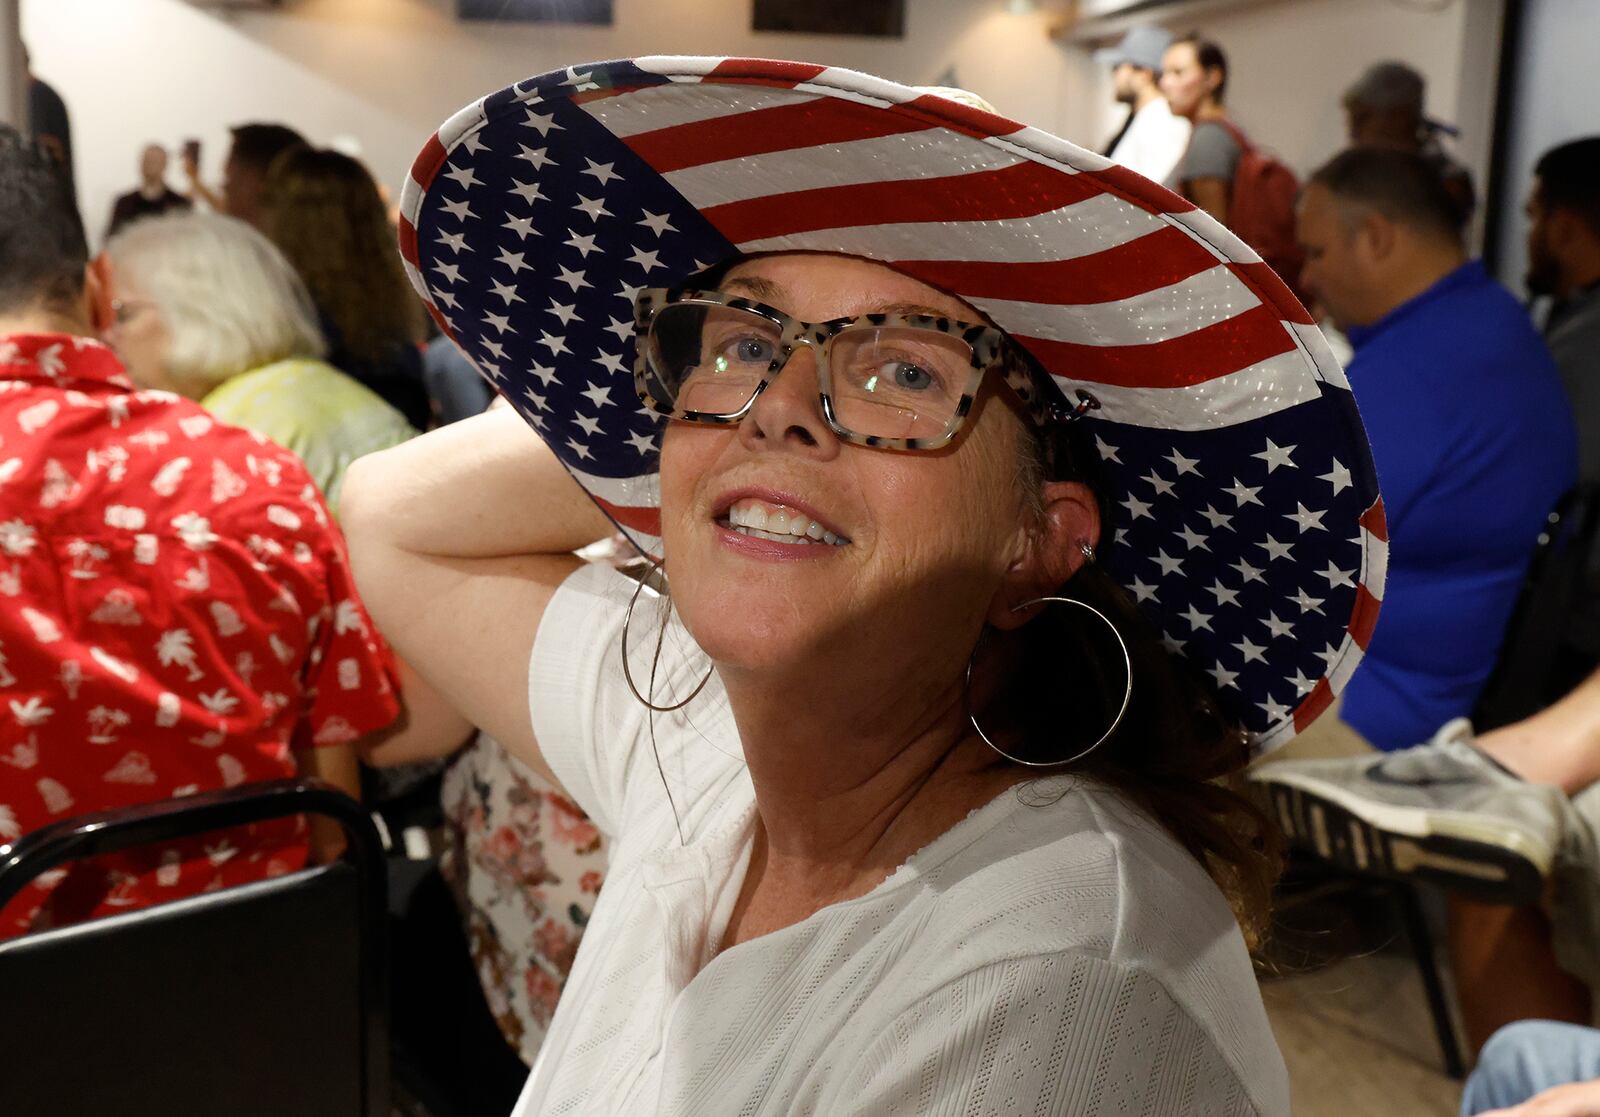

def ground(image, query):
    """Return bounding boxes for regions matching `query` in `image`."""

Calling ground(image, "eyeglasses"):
[110,298,154,327]
[632,288,1066,451]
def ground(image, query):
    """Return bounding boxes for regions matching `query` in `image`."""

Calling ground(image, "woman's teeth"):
[725,499,845,545]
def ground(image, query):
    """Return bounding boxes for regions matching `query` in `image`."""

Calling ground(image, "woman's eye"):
[715,335,773,365]
[736,338,772,363]
[882,361,937,391]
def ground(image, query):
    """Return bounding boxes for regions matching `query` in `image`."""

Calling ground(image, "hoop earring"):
[965,595,1132,768]
[619,561,715,713]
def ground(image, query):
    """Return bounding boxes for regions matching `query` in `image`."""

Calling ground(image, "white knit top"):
[512,564,1289,1116]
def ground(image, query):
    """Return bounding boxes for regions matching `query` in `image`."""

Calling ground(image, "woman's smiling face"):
[656,253,1051,681]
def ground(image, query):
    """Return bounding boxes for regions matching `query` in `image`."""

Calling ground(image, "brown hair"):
[1171,32,1229,104]
[258,146,424,366]
[995,388,1281,950]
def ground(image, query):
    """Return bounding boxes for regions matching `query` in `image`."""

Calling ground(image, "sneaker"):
[1249,718,1567,905]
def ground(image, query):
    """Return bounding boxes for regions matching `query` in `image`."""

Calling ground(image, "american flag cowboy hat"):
[397,56,1385,755]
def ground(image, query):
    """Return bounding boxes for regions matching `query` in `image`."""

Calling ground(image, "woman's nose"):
[738,343,837,455]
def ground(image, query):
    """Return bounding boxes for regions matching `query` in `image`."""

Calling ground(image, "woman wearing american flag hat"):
[344,57,1388,1116]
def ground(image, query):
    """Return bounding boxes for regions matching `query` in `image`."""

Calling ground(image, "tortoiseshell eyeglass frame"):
[631,287,1092,453]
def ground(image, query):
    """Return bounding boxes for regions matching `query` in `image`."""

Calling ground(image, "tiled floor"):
[1263,949,1463,1115]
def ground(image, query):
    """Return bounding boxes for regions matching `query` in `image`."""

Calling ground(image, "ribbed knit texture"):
[516,564,1289,1115]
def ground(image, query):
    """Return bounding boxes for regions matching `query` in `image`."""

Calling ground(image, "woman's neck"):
[1193,100,1227,123]
[716,665,1022,947]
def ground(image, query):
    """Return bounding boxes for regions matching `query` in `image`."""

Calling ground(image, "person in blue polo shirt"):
[1294,147,1577,752]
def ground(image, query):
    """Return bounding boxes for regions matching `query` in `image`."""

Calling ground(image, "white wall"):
[23,0,1493,253]
[22,0,1098,247]
[1150,0,1484,180]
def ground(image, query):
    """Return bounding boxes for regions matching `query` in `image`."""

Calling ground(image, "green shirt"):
[202,357,417,514]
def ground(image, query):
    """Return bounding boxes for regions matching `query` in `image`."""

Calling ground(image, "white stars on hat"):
[1319,458,1354,495]
[1143,469,1176,498]
[638,211,677,237]
[440,197,476,221]
[556,265,591,292]
[1207,579,1240,608]
[495,248,528,274]
[1284,502,1328,533]
[565,230,601,258]
[1224,477,1263,507]
[489,279,524,306]
[442,165,481,190]
[509,180,546,205]
[1175,524,1209,551]
[1121,494,1153,521]
[1152,549,1183,577]
[1252,439,1297,472]
[1233,637,1267,663]
[1317,561,1356,589]
[1289,586,1326,615]
[628,246,664,272]
[1165,448,1201,476]
[515,145,555,170]
[581,158,621,186]
[1262,611,1294,639]
[1208,663,1240,689]
[547,299,581,326]
[501,214,539,240]
[1258,534,1294,561]
[573,195,613,221]
[523,110,563,137]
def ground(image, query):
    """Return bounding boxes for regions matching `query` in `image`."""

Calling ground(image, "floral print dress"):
[440,732,606,1065]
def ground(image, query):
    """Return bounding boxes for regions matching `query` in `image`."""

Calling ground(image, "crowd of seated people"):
[3,27,1600,1117]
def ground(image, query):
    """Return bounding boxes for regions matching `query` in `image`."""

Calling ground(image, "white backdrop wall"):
[24,0,1487,253]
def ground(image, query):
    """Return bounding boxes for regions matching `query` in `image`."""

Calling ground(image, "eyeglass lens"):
[646,303,974,441]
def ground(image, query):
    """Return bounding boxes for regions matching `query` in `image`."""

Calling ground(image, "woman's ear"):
[988,479,1100,630]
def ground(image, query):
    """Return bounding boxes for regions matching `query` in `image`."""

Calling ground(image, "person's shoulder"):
[128,387,333,529]
[920,782,1239,963]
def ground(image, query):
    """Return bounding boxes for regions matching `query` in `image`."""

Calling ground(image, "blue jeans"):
[1461,1021,1600,1114]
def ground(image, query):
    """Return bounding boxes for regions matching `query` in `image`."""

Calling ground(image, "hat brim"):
[398,55,1385,754]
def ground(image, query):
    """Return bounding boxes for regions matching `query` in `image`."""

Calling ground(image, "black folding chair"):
[0,779,389,1117]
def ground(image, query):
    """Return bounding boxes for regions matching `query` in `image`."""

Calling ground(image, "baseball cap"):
[1093,26,1173,73]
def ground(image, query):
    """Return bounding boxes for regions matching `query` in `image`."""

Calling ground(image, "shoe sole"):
[1259,771,1551,906]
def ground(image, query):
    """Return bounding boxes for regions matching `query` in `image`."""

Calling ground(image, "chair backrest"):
[1473,485,1600,729]
[0,779,388,1117]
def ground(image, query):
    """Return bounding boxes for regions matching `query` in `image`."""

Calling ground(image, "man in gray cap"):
[1095,26,1191,185]
[1343,60,1475,225]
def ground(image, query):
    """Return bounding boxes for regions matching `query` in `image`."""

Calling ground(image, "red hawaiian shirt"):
[0,334,400,936]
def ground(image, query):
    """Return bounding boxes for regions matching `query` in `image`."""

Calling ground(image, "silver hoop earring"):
[620,561,715,713]
[965,595,1132,768]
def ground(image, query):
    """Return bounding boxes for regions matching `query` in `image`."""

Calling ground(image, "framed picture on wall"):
[752,0,905,38]
[458,0,613,24]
